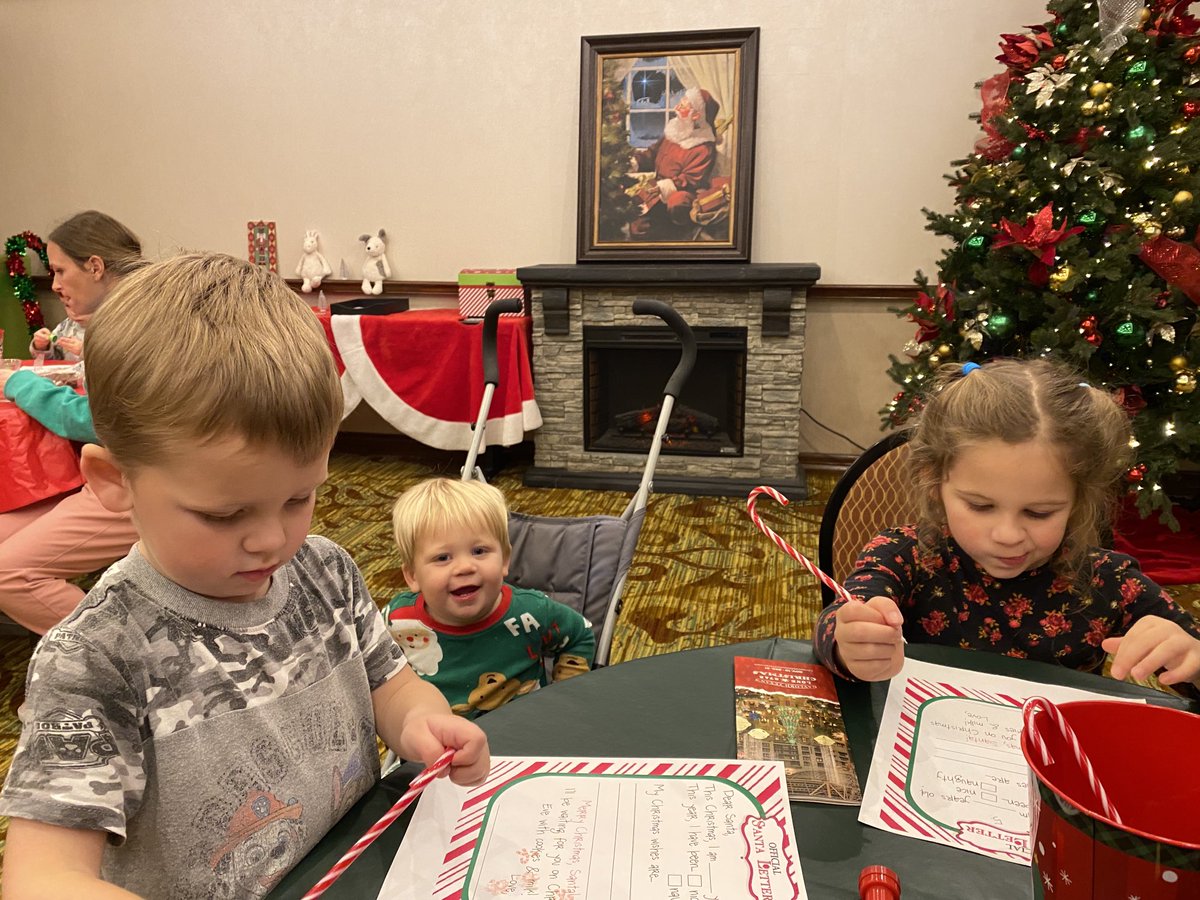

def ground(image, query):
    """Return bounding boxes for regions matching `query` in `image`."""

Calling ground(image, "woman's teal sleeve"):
[3,370,96,442]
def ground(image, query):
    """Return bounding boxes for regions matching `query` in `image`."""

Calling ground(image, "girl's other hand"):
[31,328,52,351]
[833,595,906,681]
[1102,615,1200,687]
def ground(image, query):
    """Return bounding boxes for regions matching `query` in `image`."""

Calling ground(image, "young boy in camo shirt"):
[0,254,489,899]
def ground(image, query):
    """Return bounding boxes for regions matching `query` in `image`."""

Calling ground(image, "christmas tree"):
[882,0,1200,523]
[596,71,639,242]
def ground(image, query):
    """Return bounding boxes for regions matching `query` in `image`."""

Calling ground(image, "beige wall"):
[0,0,1045,452]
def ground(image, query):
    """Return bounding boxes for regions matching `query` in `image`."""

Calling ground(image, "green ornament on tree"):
[1124,59,1155,81]
[1113,317,1146,349]
[963,233,991,258]
[1085,289,1100,303]
[1077,209,1105,232]
[1011,144,1028,160]
[987,309,1016,339]
[1055,22,1069,38]
[1124,124,1157,147]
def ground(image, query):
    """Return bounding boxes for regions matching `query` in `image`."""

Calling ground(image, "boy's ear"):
[401,564,421,594]
[81,445,134,513]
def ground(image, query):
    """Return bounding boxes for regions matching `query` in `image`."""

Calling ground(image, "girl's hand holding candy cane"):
[746,486,905,682]
[833,597,906,681]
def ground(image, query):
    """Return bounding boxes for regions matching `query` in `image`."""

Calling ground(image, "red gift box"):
[457,268,527,319]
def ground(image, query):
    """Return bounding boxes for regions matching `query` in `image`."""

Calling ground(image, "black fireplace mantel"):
[515,263,821,337]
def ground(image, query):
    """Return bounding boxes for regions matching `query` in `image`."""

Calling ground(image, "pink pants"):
[0,483,138,633]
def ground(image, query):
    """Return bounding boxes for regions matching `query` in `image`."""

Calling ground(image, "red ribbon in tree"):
[975,70,1015,161]
[1140,234,1200,304]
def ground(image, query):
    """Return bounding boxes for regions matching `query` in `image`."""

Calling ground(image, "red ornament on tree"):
[1183,99,1200,118]
[1079,314,1101,345]
[1115,385,1148,415]
[1051,53,1067,69]
[1126,463,1147,484]
[1185,43,1200,64]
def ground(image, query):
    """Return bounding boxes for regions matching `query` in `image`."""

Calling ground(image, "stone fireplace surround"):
[516,263,820,497]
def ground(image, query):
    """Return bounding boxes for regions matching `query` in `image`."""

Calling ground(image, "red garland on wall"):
[5,231,49,334]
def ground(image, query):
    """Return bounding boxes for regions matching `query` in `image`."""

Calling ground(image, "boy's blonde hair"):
[392,478,512,568]
[86,253,342,469]
[909,358,1132,587]
[49,209,145,277]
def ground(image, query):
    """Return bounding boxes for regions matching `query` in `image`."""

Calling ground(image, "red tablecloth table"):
[319,308,542,451]
[0,397,84,514]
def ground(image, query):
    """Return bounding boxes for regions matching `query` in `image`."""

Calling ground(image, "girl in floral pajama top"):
[814,359,1200,696]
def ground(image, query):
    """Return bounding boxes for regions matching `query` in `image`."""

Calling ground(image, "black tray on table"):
[330,297,410,316]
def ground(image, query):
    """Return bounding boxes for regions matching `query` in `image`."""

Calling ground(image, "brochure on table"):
[380,756,808,899]
[859,657,1144,865]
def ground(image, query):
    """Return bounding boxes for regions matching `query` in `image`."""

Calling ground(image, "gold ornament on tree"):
[1174,190,1194,207]
[1174,371,1197,394]
[1169,355,1190,373]
[1048,265,1073,291]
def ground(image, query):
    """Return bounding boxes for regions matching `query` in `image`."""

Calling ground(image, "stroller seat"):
[463,297,695,667]
[506,506,646,665]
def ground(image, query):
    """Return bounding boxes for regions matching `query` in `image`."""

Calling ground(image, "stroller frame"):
[463,298,696,666]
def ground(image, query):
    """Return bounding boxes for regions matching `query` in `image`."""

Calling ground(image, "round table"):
[270,639,1195,900]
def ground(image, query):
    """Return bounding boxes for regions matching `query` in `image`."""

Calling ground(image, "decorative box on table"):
[457,269,527,318]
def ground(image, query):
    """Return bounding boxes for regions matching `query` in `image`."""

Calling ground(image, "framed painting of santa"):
[577,28,759,262]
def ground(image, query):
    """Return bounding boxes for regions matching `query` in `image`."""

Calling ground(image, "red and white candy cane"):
[747,485,856,604]
[1022,697,1122,825]
[302,748,456,900]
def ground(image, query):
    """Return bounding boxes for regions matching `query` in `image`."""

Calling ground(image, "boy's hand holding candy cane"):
[374,666,491,786]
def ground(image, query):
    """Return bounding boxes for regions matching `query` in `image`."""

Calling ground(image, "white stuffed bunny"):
[359,229,391,295]
[295,229,333,293]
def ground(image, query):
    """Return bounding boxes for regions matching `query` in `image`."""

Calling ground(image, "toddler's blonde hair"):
[392,478,511,569]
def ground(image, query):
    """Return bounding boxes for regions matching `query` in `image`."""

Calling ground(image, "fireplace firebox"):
[515,263,819,497]
[584,325,746,457]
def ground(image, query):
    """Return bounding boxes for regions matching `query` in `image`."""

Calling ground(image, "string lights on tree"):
[883,0,1200,523]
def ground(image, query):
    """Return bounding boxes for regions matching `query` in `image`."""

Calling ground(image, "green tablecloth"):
[270,638,1195,900]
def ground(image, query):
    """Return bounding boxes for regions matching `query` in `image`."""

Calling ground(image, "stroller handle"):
[481,299,523,385]
[633,299,696,399]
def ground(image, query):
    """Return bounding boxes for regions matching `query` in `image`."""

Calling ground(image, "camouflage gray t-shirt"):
[0,536,406,899]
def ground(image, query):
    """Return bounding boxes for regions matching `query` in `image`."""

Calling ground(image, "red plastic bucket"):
[1021,700,1200,898]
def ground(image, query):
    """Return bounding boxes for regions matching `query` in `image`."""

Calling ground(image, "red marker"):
[859,865,901,900]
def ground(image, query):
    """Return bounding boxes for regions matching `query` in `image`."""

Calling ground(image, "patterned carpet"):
[1,451,1198,867]
[0,451,835,864]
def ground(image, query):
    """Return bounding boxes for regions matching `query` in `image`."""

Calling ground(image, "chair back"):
[817,431,914,607]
